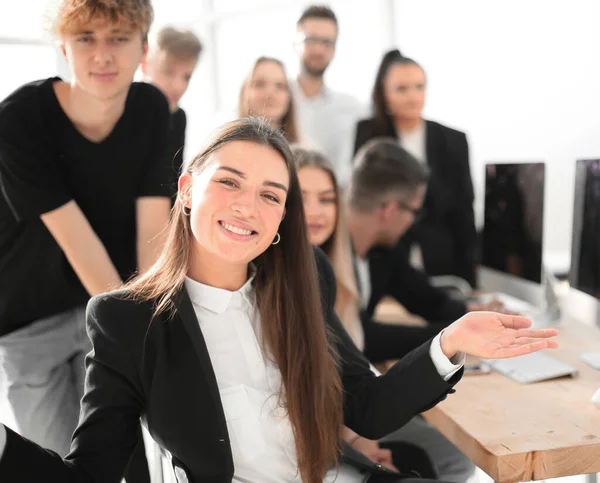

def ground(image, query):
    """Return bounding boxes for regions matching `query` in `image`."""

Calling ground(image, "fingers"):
[377,448,392,461]
[494,339,557,358]
[509,338,559,349]
[515,328,559,339]
[510,337,560,348]
[376,448,396,469]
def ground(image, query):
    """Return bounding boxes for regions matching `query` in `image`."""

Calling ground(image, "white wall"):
[393,0,600,274]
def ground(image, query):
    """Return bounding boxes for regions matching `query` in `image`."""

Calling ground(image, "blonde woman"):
[238,56,300,143]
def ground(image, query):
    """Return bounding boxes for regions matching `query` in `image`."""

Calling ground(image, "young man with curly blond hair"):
[0,3,170,477]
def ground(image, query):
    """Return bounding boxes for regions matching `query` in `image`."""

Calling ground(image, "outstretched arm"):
[314,247,558,441]
[440,312,559,360]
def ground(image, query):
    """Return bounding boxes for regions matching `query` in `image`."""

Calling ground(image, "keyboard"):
[482,352,577,384]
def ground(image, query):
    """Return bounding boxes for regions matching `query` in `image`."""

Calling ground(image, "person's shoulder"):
[130,81,165,99]
[129,82,169,113]
[354,117,378,141]
[0,78,55,128]
[327,87,360,105]
[313,245,337,310]
[87,289,158,337]
[426,120,467,141]
[173,107,187,126]
[356,117,376,130]
[329,88,366,113]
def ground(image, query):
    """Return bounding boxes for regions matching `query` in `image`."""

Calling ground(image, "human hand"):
[351,437,399,473]
[440,312,559,359]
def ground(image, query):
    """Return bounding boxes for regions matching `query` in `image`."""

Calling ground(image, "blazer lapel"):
[425,120,440,171]
[174,287,225,413]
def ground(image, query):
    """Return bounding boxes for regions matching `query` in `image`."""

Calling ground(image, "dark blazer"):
[0,248,461,483]
[354,118,478,287]
[365,243,468,324]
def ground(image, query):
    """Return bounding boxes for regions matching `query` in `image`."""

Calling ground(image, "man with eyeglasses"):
[291,5,366,187]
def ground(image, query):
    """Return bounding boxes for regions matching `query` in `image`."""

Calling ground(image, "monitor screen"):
[481,163,545,283]
[570,159,600,298]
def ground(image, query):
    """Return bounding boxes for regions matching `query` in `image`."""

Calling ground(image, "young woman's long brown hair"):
[293,146,364,351]
[127,117,342,483]
[238,56,300,143]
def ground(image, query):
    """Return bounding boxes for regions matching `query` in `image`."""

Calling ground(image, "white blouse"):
[184,274,463,482]
[398,121,427,165]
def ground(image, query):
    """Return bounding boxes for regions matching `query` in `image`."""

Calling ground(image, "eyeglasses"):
[297,34,336,49]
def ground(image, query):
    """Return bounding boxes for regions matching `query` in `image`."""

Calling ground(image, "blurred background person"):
[142,26,202,199]
[295,145,476,482]
[239,56,300,143]
[291,4,366,186]
[355,49,477,288]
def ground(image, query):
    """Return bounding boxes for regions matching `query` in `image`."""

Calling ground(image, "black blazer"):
[365,243,467,324]
[354,118,478,287]
[0,248,461,483]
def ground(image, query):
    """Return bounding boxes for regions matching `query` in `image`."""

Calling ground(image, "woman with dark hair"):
[354,49,478,288]
[238,56,300,143]
[0,118,557,483]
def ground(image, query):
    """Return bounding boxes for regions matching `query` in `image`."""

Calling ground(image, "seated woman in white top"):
[0,118,559,483]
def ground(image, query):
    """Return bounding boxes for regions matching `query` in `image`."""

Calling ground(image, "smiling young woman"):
[0,118,559,483]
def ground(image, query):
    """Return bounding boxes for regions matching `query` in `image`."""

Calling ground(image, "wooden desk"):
[421,316,600,483]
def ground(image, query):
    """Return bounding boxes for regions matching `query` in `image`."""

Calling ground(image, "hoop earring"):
[272,233,281,245]
[182,206,191,216]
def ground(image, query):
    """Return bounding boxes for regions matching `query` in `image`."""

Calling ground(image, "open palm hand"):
[441,312,559,359]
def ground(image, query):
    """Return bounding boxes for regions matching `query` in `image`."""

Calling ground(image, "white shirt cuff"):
[430,331,465,381]
[369,363,382,377]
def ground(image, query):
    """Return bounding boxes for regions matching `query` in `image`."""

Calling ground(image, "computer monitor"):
[570,159,600,298]
[481,163,545,283]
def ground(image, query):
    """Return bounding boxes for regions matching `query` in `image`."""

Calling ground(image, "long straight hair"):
[238,56,300,143]
[292,146,364,351]
[372,49,425,136]
[127,118,342,482]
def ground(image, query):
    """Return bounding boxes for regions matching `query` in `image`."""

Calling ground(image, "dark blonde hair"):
[51,0,154,38]
[293,146,364,351]
[127,118,342,483]
[152,26,202,62]
[238,57,300,143]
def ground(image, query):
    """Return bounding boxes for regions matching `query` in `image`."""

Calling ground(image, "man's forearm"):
[137,229,167,274]
[65,236,122,295]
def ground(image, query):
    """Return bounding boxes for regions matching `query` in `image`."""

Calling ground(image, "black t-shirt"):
[167,107,186,200]
[0,77,171,335]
